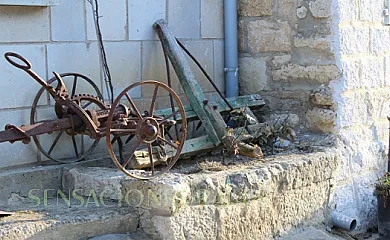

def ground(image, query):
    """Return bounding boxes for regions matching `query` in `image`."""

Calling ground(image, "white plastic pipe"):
[331,212,357,231]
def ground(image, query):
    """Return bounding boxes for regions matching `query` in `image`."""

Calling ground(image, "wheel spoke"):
[149,85,159,117]
[125,93,142,119]
[71,75,78,97]
[148,144,155,176]
[82,101,93,109]
[48,130,64,155]
[81,135,85,155]
[125,134,135,144]
[122,139,142,168]
[71,135,79,158]
[157,136,178,149]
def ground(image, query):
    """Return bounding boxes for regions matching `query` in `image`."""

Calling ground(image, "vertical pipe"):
[224,0,239,98]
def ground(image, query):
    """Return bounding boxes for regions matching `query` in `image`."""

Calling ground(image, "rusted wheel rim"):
[30,73,104,163]
[106,80,187,180]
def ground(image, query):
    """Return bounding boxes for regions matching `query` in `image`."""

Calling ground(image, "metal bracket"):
[224,67,238,76]
[385,1,390,25]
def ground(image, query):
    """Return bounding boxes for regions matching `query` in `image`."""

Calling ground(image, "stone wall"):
[330,0,388,231]
[0,0,224,169]
[238,0,338,133]
[238,0,389,232]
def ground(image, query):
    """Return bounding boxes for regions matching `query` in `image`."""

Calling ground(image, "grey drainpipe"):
[224,0,239,98]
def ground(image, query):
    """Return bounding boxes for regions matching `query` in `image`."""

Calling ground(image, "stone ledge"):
[63,148,339,216]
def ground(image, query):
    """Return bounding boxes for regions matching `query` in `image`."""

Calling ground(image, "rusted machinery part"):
[106,80,187,180]
[30,73,105,163]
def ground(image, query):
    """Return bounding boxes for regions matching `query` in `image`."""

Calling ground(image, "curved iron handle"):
[4,52,57,96]
[4,52,31,71]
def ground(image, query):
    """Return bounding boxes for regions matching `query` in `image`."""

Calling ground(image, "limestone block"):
[238,20,247,52]
[297,6,308,19]
[306,107,335,133]
[86,0,127,40]
[339,27,369,55]
[0,6,49,43]
[361,58,384,88]
[47,43,101,89]
[0,109,38,169]
[272,64,340,83]
[213,40,225,92]
[238,57,268,95]
[0,44,46,108]
[385,56,390,86]
[370,28,390,56]
[128,0,166,40]
[271,55,291,68]
[181,41,215,92]
[51,0,85,41]
[201,0,224,38]
[141,206,218,239]
[309,87,333,107]
[364,90,390,119]
[293,36,331,50]
[248,20,292,53]
[238,0,273,17]
[336,91,370,128]
[359,0,383,23]
[338,0,357,22]
[277,0,298,21]
[168,0,200,39]
[309,0,331,18]
[340,59,361,90]
[104,42,141,98]
[141,41,181,96]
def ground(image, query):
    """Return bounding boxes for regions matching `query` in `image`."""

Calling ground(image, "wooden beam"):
[130,135,216,169]
[154,94,265,123]
[154,19,226,146]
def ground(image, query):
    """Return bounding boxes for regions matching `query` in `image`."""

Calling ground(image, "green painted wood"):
[154,19,223,146]
[154,94,265,123]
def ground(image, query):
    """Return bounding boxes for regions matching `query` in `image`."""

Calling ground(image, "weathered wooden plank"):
[154,19,225,146]
[154,94,265,122]
[130,135,215,169]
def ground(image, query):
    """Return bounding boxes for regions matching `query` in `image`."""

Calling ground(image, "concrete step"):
[0,199,138,240]
[0,157,114,207]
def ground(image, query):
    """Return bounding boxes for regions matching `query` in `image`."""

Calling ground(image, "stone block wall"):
[330,0,389,231]
[0,0,224,169]
[238,0,390,232]
[238,0,338,132]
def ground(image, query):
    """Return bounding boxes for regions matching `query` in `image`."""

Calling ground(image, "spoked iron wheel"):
[106,81,187,180]
[30,73,105,163]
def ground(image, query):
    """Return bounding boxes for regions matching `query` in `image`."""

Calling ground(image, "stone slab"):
[0,200,138,240]
[168,0,200,39]
[0,6,49,43]
[201,0,224,38]
[86,0,127,41]
[50,0,85,41]
[128,0,166,40]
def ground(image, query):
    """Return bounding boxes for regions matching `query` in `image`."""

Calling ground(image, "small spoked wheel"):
[31,73,104,163]
[106,80,187,180]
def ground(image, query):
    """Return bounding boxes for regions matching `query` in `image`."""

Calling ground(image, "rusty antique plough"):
[0,20,265,180]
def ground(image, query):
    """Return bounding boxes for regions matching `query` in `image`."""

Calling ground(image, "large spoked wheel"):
[30,73,105,163]
[106,81,187,180]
